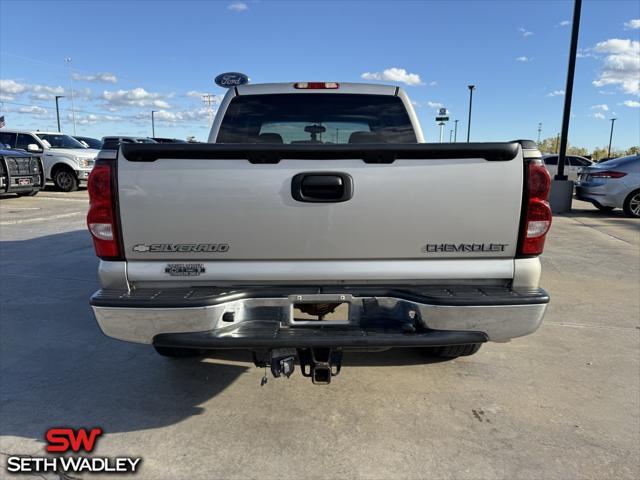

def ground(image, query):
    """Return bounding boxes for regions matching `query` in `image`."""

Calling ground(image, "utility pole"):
[151,110,157,137]
[607,118,617,159]
[466,85,475,142]
[537,122,542,143]
[454,119,459,142]
[64,57,77,135]
[556,0,582,180]
[55,95,65,132]
[202,94,216,127]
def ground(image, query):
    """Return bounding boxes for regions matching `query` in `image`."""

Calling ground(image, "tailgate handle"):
[292,172,353,203]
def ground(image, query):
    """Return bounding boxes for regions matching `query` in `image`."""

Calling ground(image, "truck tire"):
[53,167,78,192]
[623,189,640,218]
[154,346,203,358]
[17,190,39,197]
[422,343,482,359]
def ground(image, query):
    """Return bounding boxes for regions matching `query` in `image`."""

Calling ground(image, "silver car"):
[575,154,640,217]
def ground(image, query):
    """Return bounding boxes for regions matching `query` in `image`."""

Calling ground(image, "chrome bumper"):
[91,287,548,345]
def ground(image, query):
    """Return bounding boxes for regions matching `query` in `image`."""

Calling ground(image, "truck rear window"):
[216,94,417,144]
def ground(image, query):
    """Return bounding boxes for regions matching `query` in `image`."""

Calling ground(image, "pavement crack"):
[564,215,633,245]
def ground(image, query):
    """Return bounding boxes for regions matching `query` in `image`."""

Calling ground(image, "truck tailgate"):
[117,144,523,263]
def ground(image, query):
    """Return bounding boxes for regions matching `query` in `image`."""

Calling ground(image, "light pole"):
[607,118,617,159]
[454,119,459,142]
[151,110,157,137]
[449,129,453,142]
[64,57,77,135]
[55,95,65,132]
[466,85,475,142]
[556,0,582,181]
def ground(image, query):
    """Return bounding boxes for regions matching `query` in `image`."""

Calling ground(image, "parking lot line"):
[0,211,84,225]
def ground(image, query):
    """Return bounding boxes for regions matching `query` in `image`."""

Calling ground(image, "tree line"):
[537,137,639,161]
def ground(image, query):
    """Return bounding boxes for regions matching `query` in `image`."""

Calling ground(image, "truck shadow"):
[0,229,445,444]
[0,229,247,443]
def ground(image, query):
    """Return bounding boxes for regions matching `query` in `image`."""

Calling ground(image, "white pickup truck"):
[88,82,552,384]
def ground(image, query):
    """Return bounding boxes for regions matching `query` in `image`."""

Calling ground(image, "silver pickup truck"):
[88,82,552,384]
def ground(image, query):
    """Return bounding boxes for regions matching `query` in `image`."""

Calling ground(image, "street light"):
[151,110,157,137]
[607,118,617,159]
[55,95,65,132]
[556,0,582,181]
[454,119,459,142]
[64,57,77,135]
[466,85,475,142]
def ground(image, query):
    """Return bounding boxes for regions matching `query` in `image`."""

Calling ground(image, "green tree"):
[625,146,639,156]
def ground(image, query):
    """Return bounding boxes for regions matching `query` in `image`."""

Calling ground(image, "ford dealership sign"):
[215,72,249,88]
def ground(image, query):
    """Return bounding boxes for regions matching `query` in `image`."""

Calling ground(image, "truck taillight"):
[519,159,552,256]
[294,82,339,89]
[87,162,121,259]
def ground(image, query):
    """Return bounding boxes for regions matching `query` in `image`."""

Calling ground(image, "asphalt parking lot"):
[0,189,638,480]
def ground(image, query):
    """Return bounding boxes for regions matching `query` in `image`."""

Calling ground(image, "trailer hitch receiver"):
[298,348,342,385]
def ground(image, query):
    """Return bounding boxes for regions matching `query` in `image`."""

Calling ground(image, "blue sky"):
[0,0,638,149]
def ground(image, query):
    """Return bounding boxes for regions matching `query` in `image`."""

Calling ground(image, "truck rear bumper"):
[90,286,549,346]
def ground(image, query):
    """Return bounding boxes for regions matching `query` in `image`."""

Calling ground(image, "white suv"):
[0,129,97,191]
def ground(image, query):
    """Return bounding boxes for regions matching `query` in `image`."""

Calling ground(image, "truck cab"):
[0,129,97,191]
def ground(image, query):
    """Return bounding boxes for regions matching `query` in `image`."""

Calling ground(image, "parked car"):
[575,154,640,217]
[101,136,157,150]
[87,81,552,385]
[74,136,103,150]
[542,154,593,182]
[0,130,97,191]
[151,137,188,144]
[0,147,45,196]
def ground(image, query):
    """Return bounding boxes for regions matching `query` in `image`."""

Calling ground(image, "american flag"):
[0,115,5,128]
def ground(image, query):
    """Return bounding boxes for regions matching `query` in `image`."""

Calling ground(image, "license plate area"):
[288,294,352,326]
[17,178,31,186]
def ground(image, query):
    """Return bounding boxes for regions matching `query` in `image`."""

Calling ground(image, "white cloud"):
[557,20,571,27]
[624,19,640,30]
[138,107,210,124]
[547,90,565,97]
[186,90,208,98]
[590,112,605,119]
[518,27,534,37]
[429,81,438,87]
[18,105,48,116]
[102,87,172,109]
[361,67,424,86]
[72,72,117,83]
[516,56,533,62]
[0,79,68,101]
[598,90,615,95]
[227,2,248,12]
[70,113,122,125]
[623,100,640,108]
[590,104,609,111]
[0,79,27,96]
[426,101,444,109]
[592,39,640,96]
